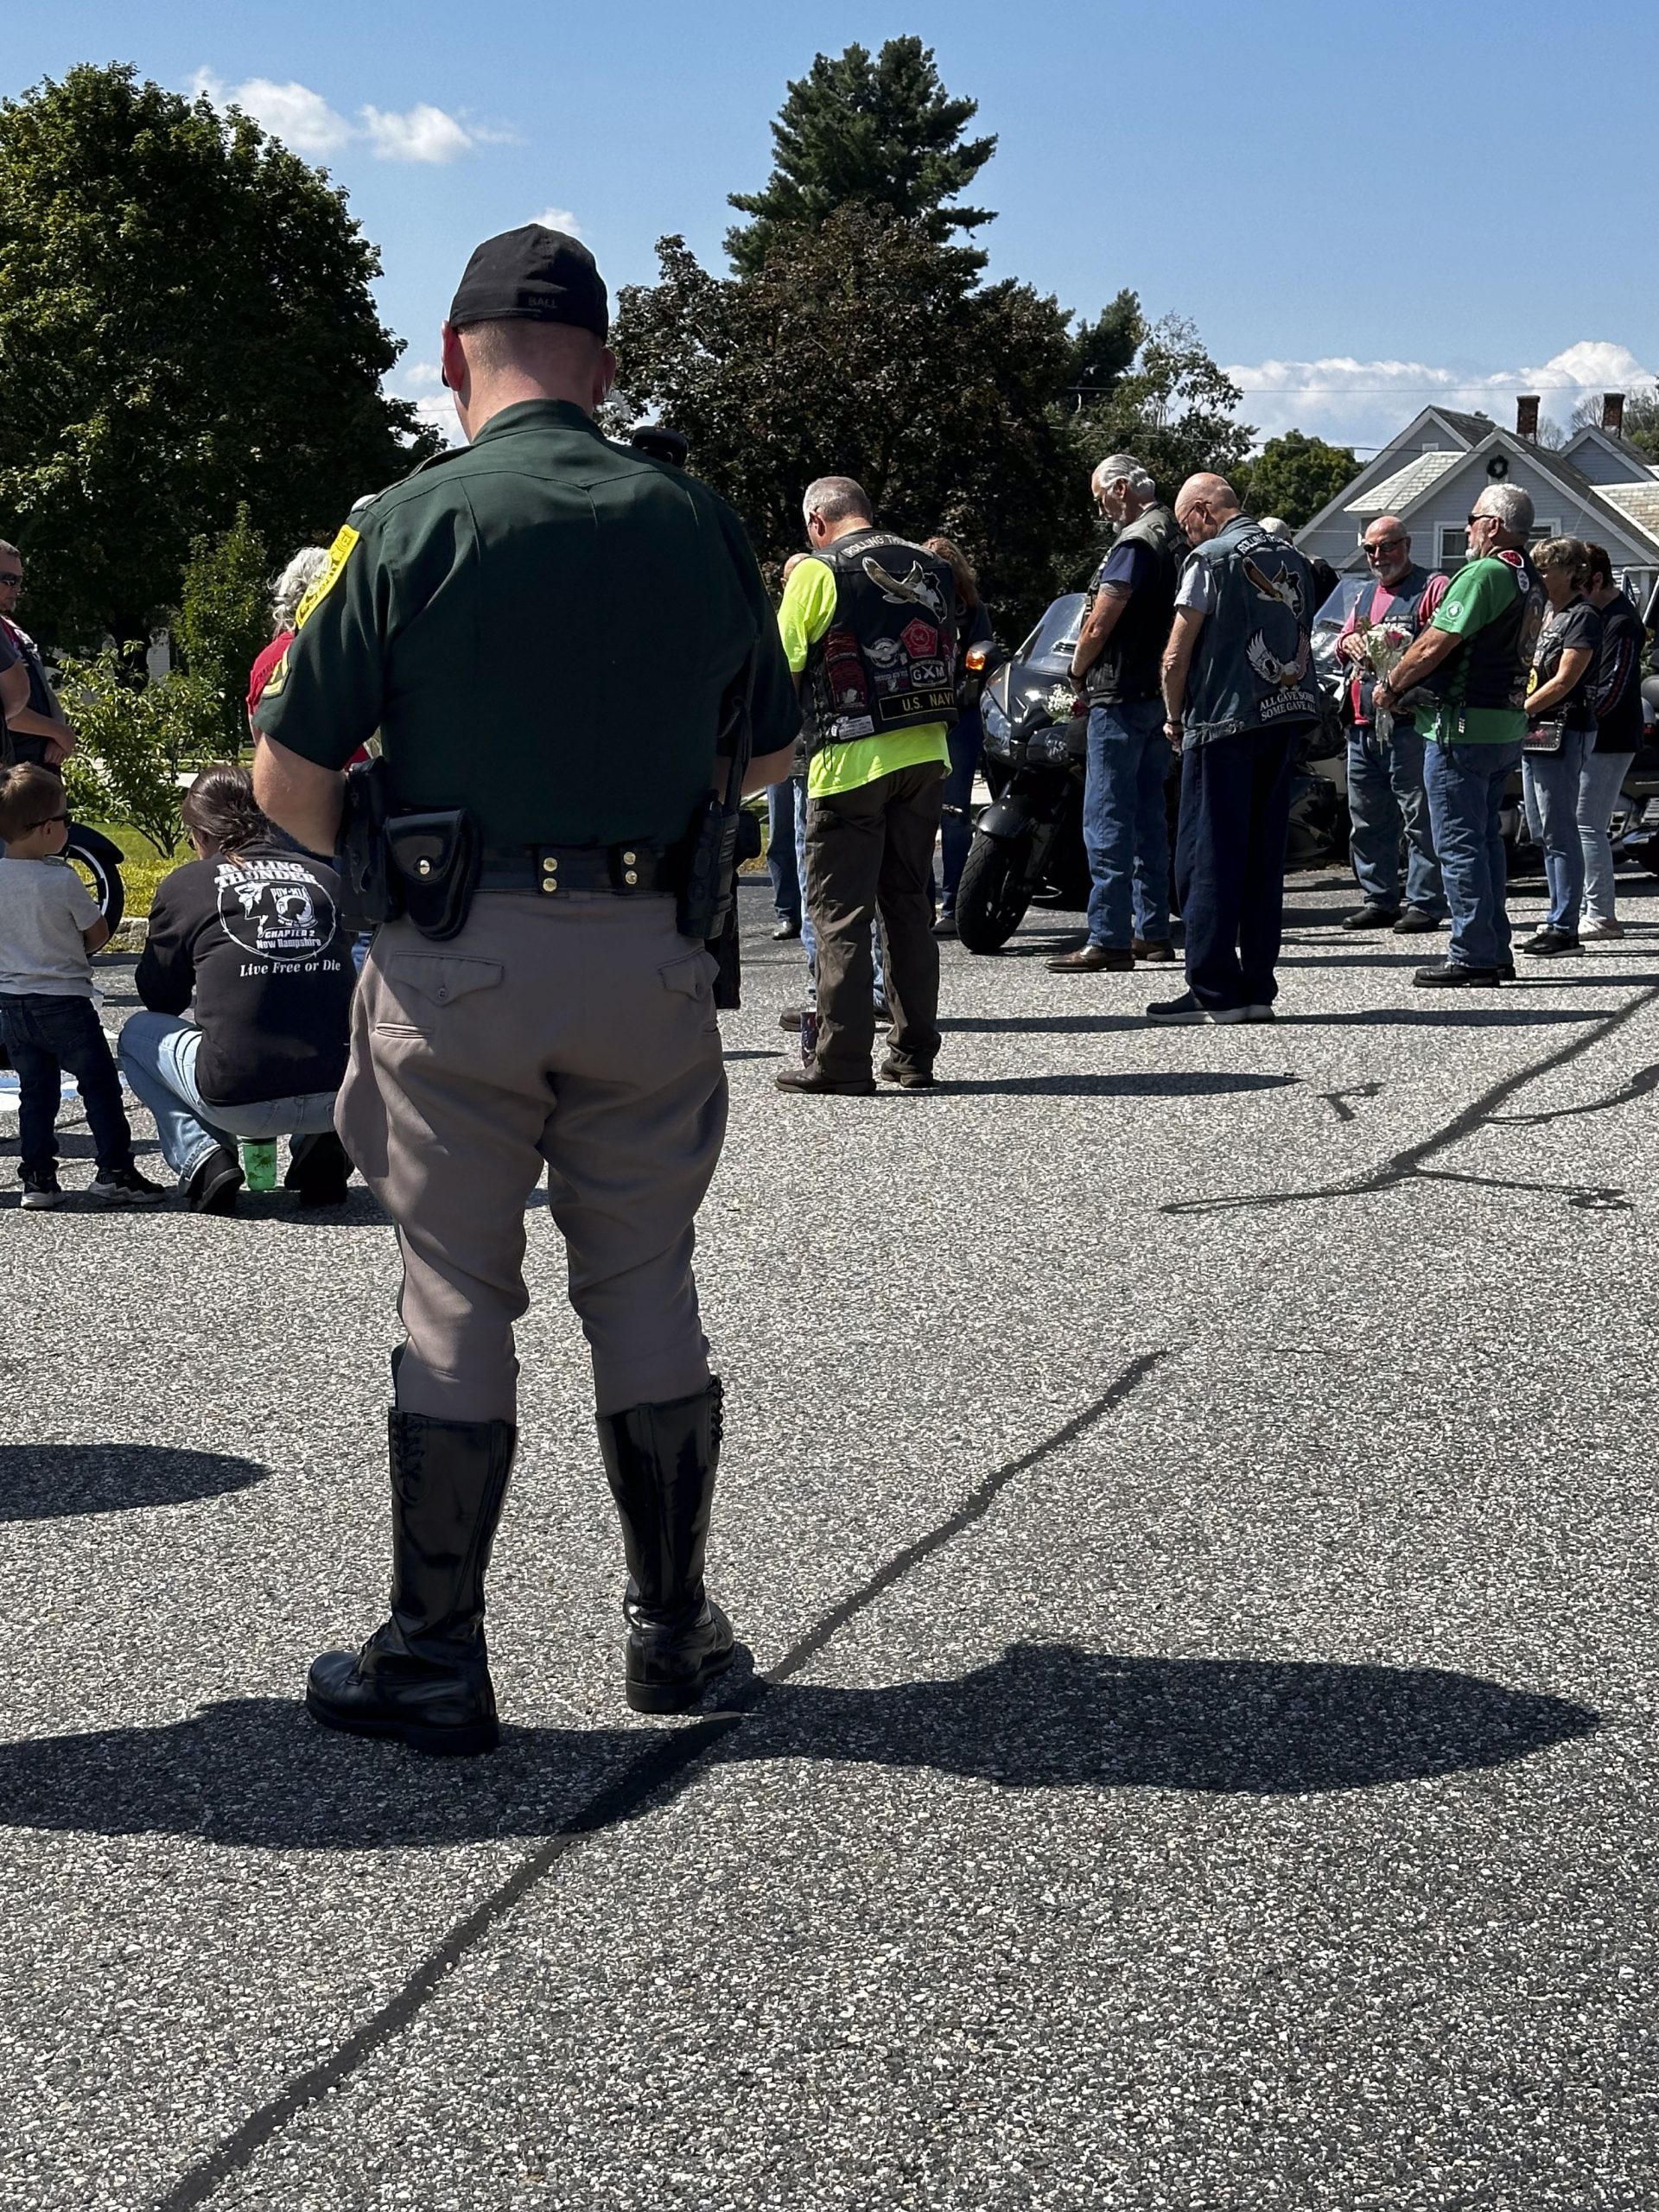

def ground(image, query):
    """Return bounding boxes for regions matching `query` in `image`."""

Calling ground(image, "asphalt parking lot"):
[3,867,1657,2211]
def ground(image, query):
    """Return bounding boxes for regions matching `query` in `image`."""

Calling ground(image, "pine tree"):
[725,38,996,276]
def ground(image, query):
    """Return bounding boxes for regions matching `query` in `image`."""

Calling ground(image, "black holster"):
[338,758,402,931]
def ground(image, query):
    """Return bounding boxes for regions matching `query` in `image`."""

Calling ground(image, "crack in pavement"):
[1162,984,1659,1217]
[153,1351,1166,2212]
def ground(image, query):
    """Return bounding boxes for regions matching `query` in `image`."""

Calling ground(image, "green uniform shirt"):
[253,400,799,846]
[1427,555,1531,745]
[777,556,950,798]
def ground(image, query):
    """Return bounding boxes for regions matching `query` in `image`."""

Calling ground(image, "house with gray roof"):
[1295,397,1659,607]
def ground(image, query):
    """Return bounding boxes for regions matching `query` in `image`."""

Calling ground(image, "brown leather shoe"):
[1046,943,1133,972]
[878,1058,935,1090]
[1132,938,1177,963]
[775,1064,877,1096]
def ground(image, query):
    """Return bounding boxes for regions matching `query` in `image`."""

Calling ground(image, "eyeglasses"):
[0,573,22,588]
[1364,537,1405,557]
[27,812,67,830]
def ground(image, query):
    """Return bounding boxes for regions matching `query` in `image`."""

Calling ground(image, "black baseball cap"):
[448,225,608,339]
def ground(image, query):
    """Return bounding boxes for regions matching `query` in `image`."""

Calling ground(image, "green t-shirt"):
[1427,555,1531,745]
[253,400,799,846]
[777,555,950,798]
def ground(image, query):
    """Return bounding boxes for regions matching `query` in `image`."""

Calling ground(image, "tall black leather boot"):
[598,1376,734,1714]
[307,1410,516,1755]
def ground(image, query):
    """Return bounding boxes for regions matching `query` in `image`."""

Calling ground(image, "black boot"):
[598,1377,734,1714]
[307,1410,515,1755]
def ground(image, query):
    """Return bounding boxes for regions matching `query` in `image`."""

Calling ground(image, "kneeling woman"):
[118,764,354,1211]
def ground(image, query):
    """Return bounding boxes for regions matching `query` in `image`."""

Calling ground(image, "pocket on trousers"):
[374,952,505,1035]
[658,950,716,1001]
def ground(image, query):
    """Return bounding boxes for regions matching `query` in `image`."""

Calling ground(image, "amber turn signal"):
[964,645,988,671]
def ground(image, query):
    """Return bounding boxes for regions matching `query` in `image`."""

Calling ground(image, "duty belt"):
[478,842,677,896]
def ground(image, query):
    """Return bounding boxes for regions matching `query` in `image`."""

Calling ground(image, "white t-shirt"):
[0,856,100,997]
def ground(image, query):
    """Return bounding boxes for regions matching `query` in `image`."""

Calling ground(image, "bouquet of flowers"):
[1352,615,1433,741]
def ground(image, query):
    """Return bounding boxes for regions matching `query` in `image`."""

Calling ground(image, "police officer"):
[251,226,798,1754]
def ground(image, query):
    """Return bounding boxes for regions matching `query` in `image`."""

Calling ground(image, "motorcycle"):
[955,593,1092,953]
[957,587,1351,955]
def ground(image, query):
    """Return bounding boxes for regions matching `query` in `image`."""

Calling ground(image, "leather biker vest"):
[1433,550,1546,720]
[1183,516,1321,747]
[804,529,959,757]
[1084,504,1186,706]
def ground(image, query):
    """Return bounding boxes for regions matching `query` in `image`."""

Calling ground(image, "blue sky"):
[10,1,1658,455]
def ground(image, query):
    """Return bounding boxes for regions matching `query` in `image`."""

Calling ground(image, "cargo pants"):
[337,892,728,1424]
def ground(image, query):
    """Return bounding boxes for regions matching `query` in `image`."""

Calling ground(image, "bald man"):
[1334,516,1448,932]
[1156,475,1321,1024]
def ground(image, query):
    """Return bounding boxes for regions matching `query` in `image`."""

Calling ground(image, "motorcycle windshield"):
[1016,593,1087,675]
[1310,573,1369,694]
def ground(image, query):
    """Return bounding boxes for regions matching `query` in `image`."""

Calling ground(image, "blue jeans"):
[795,771,886,1009]
[117,1012,338,1180]
[1522,731,1588,934]
[1082,698,1172,949]
[1423,740,1522,971]
[1346,721,1445,915]
[767,776,802,925]
[939,712,982,912]
[1174,726,1297,1010]
[0,992,136,1178]
[1576,738,1629,925]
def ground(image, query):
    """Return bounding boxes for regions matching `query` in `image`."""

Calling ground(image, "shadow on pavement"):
[1273,1007,1598,1027]
[944,1072,1299,1099]
[0,1443,269,1522]
[0,1643,1597,1848]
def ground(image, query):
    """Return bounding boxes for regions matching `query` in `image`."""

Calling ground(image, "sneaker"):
[1414,958,1503,988]
[19,1166,64,1211]
[1580,916,1624,941]
[932,909,958,938]
[1146,992,1249,1026]
[771,917,801,941]
[1392,910,1445,936]
[1520,927,1580,958]
[90,1165,165,1208]
[1342,905,1400,931]
[182,1144,244,1215]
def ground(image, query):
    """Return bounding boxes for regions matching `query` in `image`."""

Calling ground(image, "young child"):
[0,763,162,1209]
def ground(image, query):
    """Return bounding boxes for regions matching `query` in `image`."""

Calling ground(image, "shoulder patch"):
[295,524,360,628]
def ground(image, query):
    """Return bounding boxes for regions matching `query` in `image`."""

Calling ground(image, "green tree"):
[175,505,270,750]
[1075,317,1255,505]
[0,63,439,652]
[726,38,996,276]
[615,210,1077,632]
[1243,429,1362,529]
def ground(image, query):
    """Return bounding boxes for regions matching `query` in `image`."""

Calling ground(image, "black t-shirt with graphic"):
[1530,597,1603,728]
[135,841,353,1107]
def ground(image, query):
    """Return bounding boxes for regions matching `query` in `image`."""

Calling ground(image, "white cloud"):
[1224,341,1659,453]
[400,361,445,389]
[192,69,353,156]
[528,207,583,239]
[194,70,481,165]
[360,102,474,165]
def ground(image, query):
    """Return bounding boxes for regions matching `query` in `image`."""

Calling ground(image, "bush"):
[57,648,220,857]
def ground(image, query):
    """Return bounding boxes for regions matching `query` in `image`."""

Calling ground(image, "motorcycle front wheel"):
[955,832,1033,953]
[63,828,126,935]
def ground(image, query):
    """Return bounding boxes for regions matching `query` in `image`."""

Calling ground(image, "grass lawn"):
[89,823,189,921]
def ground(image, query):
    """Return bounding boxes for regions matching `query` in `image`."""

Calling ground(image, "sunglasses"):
[0,573,22,587]
[27,812,67,829]
[1365,538,1405,556]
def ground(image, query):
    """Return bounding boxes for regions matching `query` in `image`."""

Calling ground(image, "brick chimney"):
[1516,394,1541,441]
[1603,392,1626,435]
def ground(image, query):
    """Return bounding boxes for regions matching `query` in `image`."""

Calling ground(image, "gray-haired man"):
[1050,456,1185,973]
[1374,483,1544,985]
